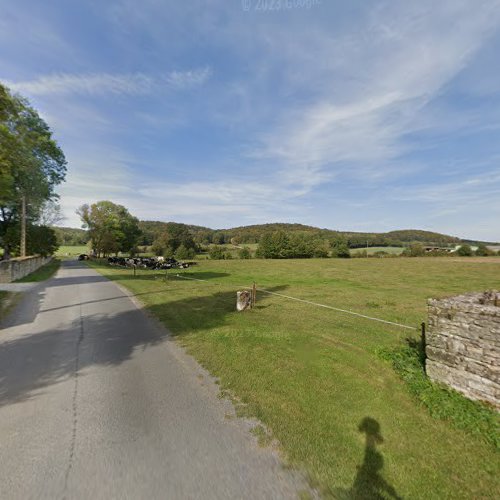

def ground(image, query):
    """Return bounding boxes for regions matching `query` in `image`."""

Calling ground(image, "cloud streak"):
[252,0,500,187]
[5,68,212,96]
[3,0,499,240]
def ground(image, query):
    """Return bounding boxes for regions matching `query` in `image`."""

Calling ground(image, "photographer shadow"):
[334,417,402,499]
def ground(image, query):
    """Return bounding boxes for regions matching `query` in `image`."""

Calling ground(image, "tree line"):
[65,208,500,261]
[128,221,483,249]
[0,83,66,258]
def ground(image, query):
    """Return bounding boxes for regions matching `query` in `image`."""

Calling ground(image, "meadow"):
[89,257,500,498]
[350,246,405,256]
[56,245,89,257]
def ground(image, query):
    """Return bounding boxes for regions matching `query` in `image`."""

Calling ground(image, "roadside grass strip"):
[16,259,60,283]
[89,258,500,499]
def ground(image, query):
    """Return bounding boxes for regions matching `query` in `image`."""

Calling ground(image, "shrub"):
[312,240,330,258]
[351,249,368,258]
[175,244,194,260]
[209,245,226,260]
[238,247,251,259]
[331,237,351,258]
[402,243,425,257]
[457,244,473,257]
[475,244,493,257]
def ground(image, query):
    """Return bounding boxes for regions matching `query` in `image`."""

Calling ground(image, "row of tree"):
[116,220,485,250]
[255,230,350,259]
[59,217,498,254]
[78,202,200,260]
[1,83,66,257]
[74,202,500,261]
[53,226,88,246]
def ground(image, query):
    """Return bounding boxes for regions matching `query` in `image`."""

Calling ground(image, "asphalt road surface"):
[0,261,305,499]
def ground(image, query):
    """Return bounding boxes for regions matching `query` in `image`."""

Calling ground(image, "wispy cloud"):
[61,175,311,229]
[250,0,500,186]
[5,68,212,96]
[165,67,213,89]
[4,0,499,240]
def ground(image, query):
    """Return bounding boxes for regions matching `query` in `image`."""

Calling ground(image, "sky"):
[1,0,500,241]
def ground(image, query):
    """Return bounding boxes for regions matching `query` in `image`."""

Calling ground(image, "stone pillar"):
[236,290,252,311]
[426,291,500,409]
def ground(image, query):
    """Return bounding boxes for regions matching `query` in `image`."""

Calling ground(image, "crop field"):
[89,257,500,498]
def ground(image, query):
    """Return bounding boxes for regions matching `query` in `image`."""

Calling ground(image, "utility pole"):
[20,194,27,257]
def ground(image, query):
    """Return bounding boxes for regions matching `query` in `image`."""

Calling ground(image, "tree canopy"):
[77,201,141,257]
[0,82,66,256]
[151,222,197,258]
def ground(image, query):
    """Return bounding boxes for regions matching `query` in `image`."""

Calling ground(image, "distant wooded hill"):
[55,221,497,248]
[53,226,88,246]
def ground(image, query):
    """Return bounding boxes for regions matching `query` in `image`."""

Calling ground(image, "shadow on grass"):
[405,336,426,369]
[90,259,231,283]
[143,284,289,337]
[333,418,402,499]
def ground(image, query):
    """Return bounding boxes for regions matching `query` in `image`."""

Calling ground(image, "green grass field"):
[350,246,405,256]
[89,258,500,498]
[56,245,89,257]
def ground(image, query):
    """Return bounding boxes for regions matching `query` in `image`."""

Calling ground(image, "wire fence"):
[174,273,420,332]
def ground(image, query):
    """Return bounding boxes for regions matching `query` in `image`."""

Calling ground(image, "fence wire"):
[175,273,419,331]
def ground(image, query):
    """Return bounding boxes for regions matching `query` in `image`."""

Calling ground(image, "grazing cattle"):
[105,256,193,270]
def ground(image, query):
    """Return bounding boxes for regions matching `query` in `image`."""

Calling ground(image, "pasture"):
[89,257,500,498]
[56,245,89,257]
[350,246,405,256]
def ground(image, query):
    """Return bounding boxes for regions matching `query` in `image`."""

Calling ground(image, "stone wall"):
[426,291,500,409]
[0,256,52,283]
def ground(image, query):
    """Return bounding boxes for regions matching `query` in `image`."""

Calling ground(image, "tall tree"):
[0,82,66,257]
[77,201,141,257]
[151,222,197,257]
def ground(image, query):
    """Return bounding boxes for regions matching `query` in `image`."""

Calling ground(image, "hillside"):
[55,222,495,249]
[53,226,88,246]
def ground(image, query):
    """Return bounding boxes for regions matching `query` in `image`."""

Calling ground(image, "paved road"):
[0,261,304,499]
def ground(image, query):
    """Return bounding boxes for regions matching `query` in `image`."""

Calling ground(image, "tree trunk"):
[20,194,27,257]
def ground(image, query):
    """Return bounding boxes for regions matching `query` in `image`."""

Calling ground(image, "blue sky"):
[1,0,500,240]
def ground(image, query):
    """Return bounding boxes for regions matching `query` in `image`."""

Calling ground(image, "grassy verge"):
[16,259,60,283]
[89,258,500,499]
[378,340,499,449]
[350,246,405,256]
[0,291,11,321]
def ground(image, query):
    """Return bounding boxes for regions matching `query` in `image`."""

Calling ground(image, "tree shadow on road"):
[0,283,287,408]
